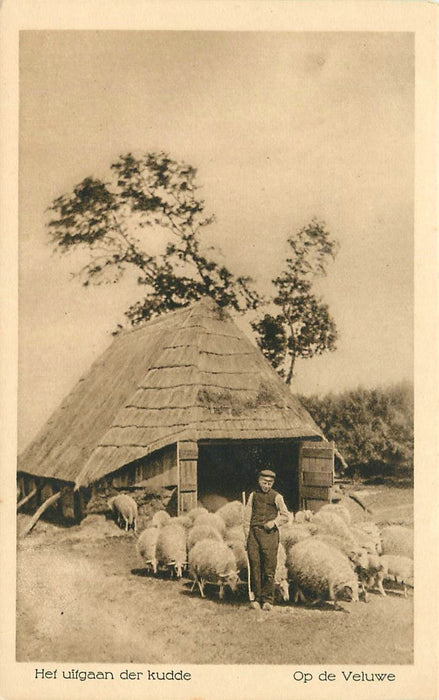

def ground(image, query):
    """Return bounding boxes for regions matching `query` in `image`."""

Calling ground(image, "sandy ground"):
[16,486,414,665]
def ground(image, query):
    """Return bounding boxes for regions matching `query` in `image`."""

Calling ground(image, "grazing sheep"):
[187,524,223,551]
[274,543,289,603]
[189,539,239,599]
[156,524,187,578]
[151,510,171,528]
[137,527,160,573]
[379,555,414,597]
[318,503,351,525]
[193,512,226,537]
[279,522,313,549]
[216,500,244,528]
[111,494,138,532]
[312,510,353,541]
[286,538,359,606]
[312,534,367,569]
[352,522,382,554]
[380,526,414,558]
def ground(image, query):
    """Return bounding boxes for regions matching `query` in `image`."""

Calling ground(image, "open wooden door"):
[178,441,198,514]
[299,440,334,513]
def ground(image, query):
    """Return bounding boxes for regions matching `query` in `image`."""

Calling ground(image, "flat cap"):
[258,469,276,479]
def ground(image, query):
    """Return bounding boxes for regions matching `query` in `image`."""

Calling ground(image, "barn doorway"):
[197,440,300,512]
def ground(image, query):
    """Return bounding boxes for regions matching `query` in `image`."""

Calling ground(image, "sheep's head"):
[219,571,239,592]
[276,579,290,602]
[336,580,359,602]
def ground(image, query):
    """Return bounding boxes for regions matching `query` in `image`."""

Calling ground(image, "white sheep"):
[155,523,187,578]
[216,500,244,528]
[380,526,413,558]
[224,525,246,544]
[111,494,138,532]
[193,512,226,537]
[189,538,239,599]
[286,538,359,607]
[312,510,353,541]
[378,554,414,597]
[185,506,208,524]
[279,522,313,549]
[151,510,171,528]
[137,527,160,574]
[318,503,351,525]
[187,524,223,551]
[354,551,386,601]
[311,533,367,569]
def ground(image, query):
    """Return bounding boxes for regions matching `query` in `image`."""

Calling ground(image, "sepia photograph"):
[1,2,437,699]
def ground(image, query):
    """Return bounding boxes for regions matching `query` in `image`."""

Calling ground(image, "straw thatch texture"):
[19,298,323,487]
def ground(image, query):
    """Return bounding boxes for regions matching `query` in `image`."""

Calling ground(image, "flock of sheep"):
[110,493,414,609]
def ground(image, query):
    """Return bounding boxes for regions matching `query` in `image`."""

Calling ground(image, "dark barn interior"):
[198,440,300,512]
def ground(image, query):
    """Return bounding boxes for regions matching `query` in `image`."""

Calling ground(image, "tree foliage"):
[299,382,414,478]
[48,152,260,326]
[252,220,338,383]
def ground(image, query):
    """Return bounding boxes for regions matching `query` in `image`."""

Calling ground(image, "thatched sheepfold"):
[18,298,338,526]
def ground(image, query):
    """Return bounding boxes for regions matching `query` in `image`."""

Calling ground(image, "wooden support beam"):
[20,491,61,537]
[17,487,38,511]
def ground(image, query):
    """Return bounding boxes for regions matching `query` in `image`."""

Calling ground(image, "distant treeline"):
[299,381,414,479]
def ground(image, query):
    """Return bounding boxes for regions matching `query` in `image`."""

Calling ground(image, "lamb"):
[192,512,226,537]
[380,526,413,558]
[354,551,386,601]
[318,503,351,525]
[286,538,359,607]
[187,524,223,551]
[155,523,187,578]
[137,527,160,574]
[274,542,289,602]
[111,494,138,532]
[378,555,414,597]
[216,500,244,528]
[189,538,239,599]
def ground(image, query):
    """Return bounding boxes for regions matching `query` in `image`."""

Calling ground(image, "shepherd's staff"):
[242,491,254,602]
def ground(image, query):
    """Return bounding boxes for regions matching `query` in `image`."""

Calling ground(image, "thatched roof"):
[19,298,323,487]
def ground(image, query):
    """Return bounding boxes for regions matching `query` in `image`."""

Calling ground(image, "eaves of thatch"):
[19,297,324,488]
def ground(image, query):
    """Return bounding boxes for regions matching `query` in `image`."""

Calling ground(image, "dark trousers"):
[247,525,279,605]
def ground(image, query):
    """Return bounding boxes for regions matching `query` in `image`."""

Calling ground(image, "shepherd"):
[243,469,289,611]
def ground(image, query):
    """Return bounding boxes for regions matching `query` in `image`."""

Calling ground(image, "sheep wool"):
[216,500,244,528]
[186,506,208,524]
[224,525,246,544]
[187,524,223,551]
[286,538,359,604]
[226,539,248,573]
[279,522,312,550]
[189,538,239,599]
[380,526,413,558]
[352,523,382,554]
[193,512,226,537]
[151,510,171,528]
[318,503,351,525]
[137,527,160,573]
[312,510,353,541]
[156,524,187,578]
[274,543,289,602]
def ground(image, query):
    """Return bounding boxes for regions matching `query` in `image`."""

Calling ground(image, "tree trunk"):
[286,353,296,385]
[20,491,61,537]
[17,487,38,511]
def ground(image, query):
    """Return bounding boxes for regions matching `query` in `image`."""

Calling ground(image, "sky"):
[18,30,414,450]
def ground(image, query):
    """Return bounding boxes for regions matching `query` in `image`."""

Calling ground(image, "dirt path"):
[17,525,413,665]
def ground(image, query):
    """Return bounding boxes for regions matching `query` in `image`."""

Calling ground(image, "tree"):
[47,152,260,327]
[252,219,338,384]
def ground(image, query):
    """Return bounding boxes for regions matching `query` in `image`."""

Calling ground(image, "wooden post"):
[20,491,61,537]
[17,487,38,512]
[178,441,198,514]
